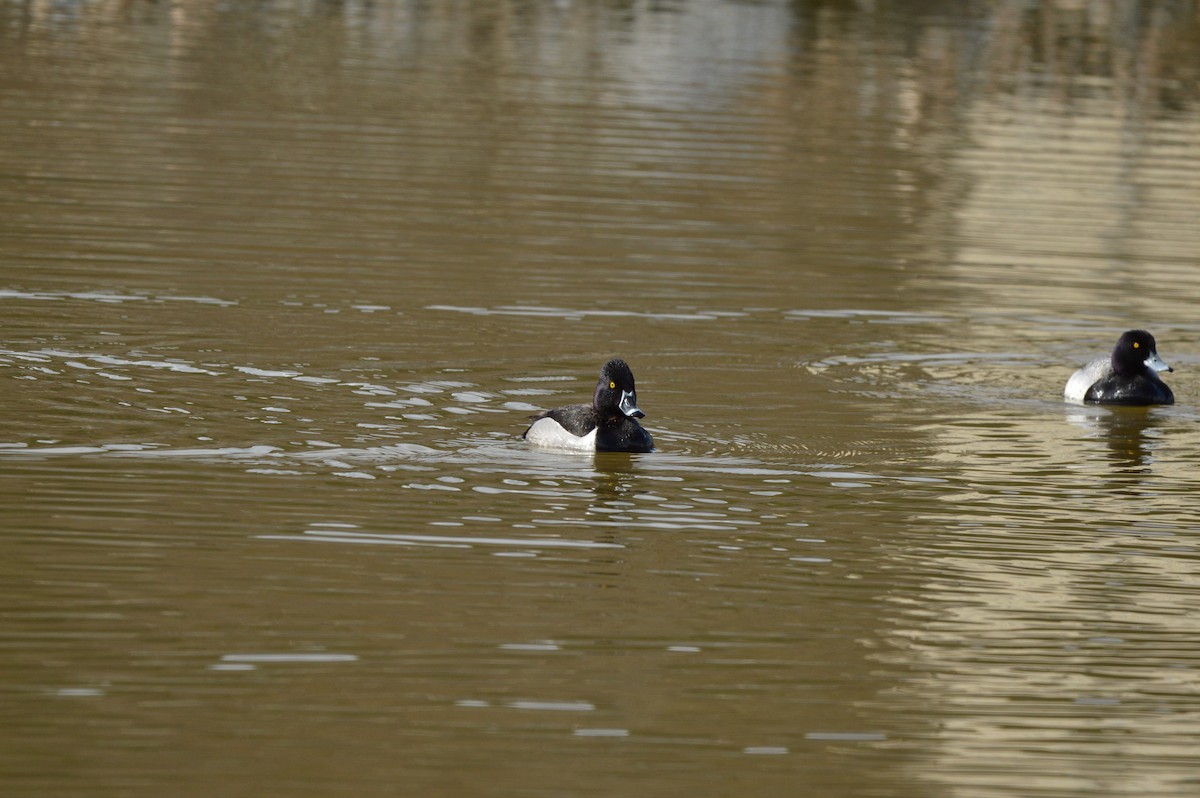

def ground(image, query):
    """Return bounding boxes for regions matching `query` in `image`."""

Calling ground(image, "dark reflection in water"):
[3,0,1200,797]
[1067,404,1170,474]
[589,451,644,503]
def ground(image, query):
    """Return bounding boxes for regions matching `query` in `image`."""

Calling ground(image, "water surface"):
[3,1,1200,796]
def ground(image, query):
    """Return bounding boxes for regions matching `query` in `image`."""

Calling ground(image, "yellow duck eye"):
[1133,342,1140,349]
[609,381,616,389]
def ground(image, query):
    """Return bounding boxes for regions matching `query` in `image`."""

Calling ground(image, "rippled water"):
[3,0,1200,795]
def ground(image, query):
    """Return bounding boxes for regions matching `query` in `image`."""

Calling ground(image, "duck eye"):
[609,381,616,389]
[1133,342,1140,349]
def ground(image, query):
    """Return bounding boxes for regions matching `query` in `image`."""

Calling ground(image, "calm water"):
[3,0,1200,795]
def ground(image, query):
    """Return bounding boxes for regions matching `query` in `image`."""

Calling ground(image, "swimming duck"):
[1064,329,1174,405]
[523,358,654,452]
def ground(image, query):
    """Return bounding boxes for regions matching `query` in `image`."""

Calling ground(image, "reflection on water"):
[1066,404,1171,471]
[3,0,1200,796]
[882,409,1200,796]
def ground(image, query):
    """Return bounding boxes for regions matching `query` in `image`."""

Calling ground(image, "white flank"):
[1064,357,1110,402]
[524,417,597,452]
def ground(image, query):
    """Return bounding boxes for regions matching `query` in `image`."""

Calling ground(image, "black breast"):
[1084,372,1174,405]
[595,416,654,453]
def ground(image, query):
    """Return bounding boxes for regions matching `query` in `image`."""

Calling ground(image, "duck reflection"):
[589,451,644,502]
[1065,404,1168,472]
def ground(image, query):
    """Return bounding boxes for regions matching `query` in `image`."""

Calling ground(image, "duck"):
[1064,329,1174,405]
[523,358,654,452]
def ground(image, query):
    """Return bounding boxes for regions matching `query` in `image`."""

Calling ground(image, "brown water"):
[4,0,1200,795]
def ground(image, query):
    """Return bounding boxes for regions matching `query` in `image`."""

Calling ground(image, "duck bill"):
[619,390,645,419]
[1146,352,1173,373]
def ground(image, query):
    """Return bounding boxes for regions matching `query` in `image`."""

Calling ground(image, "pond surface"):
[3,0,1200,795]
